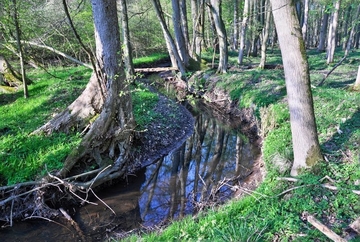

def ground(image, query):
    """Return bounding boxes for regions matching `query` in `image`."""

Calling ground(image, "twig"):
[89,188,116,215]
[318,55,347,86]
[307,215,347,242]
[275,185,312,197]
[24,215,73,233]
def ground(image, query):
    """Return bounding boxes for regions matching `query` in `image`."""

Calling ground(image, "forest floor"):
[124,49,360,241]
[1,49,359,241]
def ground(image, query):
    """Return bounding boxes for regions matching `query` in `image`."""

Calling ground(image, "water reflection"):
[139,110,259,227]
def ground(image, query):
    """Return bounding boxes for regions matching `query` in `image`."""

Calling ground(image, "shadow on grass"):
[321,108,360,160]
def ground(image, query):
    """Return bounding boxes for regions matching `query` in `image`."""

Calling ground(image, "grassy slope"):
[0,51,359,241]
[0,54,163,185]
[126,49,360,241]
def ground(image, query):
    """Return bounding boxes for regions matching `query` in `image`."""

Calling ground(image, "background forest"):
[0,0,360,241]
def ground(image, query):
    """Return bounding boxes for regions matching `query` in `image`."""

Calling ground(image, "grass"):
[0,55,164,185]
[1,49,359,240]
[0,66,89,184]
[123,49,360,241]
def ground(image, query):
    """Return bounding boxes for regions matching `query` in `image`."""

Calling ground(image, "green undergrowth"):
[132,83,160,129]
[0,54,165,185]
[125,49,360,241]
[133,53,169,68]
[0,66,90,185]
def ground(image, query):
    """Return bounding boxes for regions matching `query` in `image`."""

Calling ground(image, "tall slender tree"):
[270,0,323,176]
[327,0,341,64]
[238,0,250,64]
[11,0,28,98]
[119,0,134,79]
[208,0,228,73]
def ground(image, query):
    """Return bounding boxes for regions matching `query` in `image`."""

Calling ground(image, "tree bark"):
[259,0,271,69]
[238,0,250,65]
[317,9,329,52]
[327,0,341,64]
[172,0,189,66]
[301,0,310,45]
[355,65,360,88]
[209,0,228,73]
[151,0,186,76]
[270,0,323,176]
[31,0,134,186]
[191,0,205,60]
[11,0,28,98]
[232,0,239,50]
[119,0,134,79]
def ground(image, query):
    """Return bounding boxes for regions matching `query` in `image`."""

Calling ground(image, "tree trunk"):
[12,0,28,98]
[341,6,352,50]
[31,0,134,186]
[0,55,23,93]
[355,66,360,88]
[172,0,189,66]
[232,0,239,50]
[238,0,250,64]
[344,5,360,56]
[209,0,228,73]
[191,0,205,60]
[151,0,186,76]
[327,0,341,64]
[270,0,323,176]
[301,0,310,45]
[119,0,135,79]
[317,9,329,52]
[180,0,190,52]
[259,0,271,69]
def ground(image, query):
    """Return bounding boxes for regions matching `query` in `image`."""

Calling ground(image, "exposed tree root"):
[0,167,123,227]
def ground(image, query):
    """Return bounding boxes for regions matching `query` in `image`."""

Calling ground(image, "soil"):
[132,93,195,168]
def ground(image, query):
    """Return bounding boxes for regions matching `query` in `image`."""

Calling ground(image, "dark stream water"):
[0,102,261,242]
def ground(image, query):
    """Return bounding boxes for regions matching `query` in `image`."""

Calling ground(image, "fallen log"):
[134,67,178,73]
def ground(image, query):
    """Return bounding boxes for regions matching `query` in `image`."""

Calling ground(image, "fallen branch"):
[307,215,347,242]
[12,40,93,69]
[277,177,360,195]
[134,67,178,73]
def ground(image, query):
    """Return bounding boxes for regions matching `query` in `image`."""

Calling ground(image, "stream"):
[0,101,261,242]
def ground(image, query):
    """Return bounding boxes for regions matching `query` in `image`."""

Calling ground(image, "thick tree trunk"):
[327,0,341,64]
[270,0,323,176]
[32,0,134,186]
[238,0,250,65]
[209,0,228,73]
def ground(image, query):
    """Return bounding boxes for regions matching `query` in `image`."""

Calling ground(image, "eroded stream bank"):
[1,74,263,241]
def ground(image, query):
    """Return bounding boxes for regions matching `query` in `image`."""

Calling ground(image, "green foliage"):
[132,83,160,129]
[127,49,360,242]
[0,66,90,185]
[132,53,169,67]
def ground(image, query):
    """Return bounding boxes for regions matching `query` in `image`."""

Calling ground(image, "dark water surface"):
[0,103,260,242]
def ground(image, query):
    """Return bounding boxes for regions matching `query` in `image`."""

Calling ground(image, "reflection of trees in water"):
[139,113,259,226]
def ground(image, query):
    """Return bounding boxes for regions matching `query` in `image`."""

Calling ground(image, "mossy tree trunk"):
[0,55,23,93]
[270,0,323,176]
